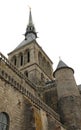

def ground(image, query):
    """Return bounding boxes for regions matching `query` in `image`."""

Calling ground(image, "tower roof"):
[13,8,37,51]
[56,60,68,70]
[28,7,34,25]
[53,60,74,77]
[25,8,37,39]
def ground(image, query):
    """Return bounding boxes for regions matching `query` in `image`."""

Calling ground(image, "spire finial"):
[28,5,31,11]
[59,56,61,61]
[27,5,33,25]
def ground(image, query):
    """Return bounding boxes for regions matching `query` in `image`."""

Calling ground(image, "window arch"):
[19,53,23,66]
[27,49,30,63]
[0,112,9,130]
[24,49,30,64]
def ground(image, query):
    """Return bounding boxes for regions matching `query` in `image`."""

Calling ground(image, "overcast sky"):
[0,0,81,85]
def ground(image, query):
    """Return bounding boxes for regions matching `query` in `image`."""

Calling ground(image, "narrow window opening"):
[27,50,30,62]
[20,54,23,66]
[14,57,17,66]
[0,112,9,130]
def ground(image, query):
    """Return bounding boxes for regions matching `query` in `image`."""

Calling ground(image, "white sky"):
[0,0,81,85]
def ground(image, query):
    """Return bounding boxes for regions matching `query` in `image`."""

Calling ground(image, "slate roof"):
[53,60,74,77]
[56,60,68,70]
[11,8,37,52]
[15,37,35,50]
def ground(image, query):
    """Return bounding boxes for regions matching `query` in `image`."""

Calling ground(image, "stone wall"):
[58,96,81,130]
[0,79,35,130]
[43,87,58,112]
[0,53,66,130]
[47,115,66,130]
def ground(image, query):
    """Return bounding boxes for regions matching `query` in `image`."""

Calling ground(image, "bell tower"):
[8,9,53,86]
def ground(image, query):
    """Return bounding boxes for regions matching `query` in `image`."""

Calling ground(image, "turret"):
[54,60,81,130]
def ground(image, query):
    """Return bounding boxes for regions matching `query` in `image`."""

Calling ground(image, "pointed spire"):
[53,59,74,77]
[28,7,33,25]
[59,56,61,61]
[56,59,68,70]
[25,7,37,40]
[12,7,38,51]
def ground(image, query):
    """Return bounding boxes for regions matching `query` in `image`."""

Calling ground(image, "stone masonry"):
[0,8,81,130]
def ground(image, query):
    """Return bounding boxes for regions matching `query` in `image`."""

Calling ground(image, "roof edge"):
[53,66,74,77]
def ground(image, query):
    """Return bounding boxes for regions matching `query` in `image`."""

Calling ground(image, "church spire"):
[28,7,33,25]
[25,8,37,40]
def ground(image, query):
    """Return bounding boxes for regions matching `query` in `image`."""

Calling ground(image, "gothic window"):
[30,27,32,30]
[0,112,9,130]
[19,53,23,66]
[27,49,30,63]
[14,56,17,66]
[24,49,30,64]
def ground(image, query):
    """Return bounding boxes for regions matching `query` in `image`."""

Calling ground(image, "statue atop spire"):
[25,7,37,40]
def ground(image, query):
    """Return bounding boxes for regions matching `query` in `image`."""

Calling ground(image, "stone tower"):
[1,6,81,130]
[54,60,81,130]
[8,9,53,86]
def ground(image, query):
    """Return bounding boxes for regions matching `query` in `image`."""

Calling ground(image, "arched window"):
[27,49,30,63]
[0,112,9,130]
[19,53,23,66]
[20,55,23,66]
[24,49,30,64]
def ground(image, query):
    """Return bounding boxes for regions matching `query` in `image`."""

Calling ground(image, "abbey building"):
[0,9,81,130]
